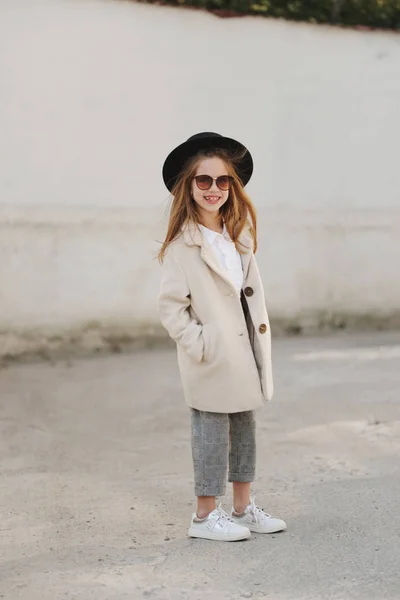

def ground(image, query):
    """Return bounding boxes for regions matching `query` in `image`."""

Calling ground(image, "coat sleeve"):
[158,247,204,363]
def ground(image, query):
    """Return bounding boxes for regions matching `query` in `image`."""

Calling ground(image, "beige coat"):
[158,222,273,413]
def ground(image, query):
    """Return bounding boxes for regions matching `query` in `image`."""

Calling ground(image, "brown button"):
[259,323,267,334]
[244,287,254,297]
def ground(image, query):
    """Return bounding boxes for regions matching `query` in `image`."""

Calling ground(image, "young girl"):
[158,132,286,542]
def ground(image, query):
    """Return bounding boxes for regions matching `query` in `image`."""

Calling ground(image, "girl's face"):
[191,157,230,218]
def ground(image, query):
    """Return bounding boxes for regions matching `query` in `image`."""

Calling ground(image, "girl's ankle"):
[195,512,209,520]
[196,496,217,519]
[196,508,214,519]
[233,502,250,515]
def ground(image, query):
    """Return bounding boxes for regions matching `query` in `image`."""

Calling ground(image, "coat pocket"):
[201,323,216,363]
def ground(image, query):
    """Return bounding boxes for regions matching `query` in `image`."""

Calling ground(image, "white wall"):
[1,0,399,357]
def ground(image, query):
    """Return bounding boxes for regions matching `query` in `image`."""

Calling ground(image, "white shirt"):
[199,224,244,294]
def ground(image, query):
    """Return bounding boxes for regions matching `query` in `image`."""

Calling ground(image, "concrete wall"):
[1,0,400,358]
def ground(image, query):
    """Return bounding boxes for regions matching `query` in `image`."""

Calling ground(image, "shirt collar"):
[199,223,230,244]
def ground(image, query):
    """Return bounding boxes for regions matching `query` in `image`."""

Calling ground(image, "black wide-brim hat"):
[162,132,253,192]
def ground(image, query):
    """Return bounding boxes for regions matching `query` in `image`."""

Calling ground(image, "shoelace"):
[248,496,272,524]
[214,504,235,528]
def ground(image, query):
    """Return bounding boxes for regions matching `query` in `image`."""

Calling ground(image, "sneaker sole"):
[247,523,287,534]
[188,528,251,542]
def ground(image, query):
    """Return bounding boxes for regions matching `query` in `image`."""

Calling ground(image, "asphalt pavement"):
[1,331,399,600]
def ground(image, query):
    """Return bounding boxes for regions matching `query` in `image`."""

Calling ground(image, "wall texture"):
[1,0,399,358]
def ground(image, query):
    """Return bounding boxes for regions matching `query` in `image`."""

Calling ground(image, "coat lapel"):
[239,232,253,283]
[200,244,235,290]
[183,221,253,290]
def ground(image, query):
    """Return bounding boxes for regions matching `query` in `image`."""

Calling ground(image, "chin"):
[202,202,222,213]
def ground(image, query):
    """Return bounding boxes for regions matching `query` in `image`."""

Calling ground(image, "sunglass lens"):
[196,175,213,190]
[216,176,231,191]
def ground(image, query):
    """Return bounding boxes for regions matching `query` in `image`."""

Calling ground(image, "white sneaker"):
[188,504,251,542]
[231,496,287,534]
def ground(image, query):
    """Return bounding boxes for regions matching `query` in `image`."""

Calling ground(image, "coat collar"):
[182,220,253,286]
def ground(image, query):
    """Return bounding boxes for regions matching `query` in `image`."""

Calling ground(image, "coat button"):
[244,287,254,297]
[259,323,267,334]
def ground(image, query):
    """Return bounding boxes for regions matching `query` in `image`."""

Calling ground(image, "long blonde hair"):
[158,149,257,263]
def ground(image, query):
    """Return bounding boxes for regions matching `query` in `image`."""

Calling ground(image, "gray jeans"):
[191,409,256,497]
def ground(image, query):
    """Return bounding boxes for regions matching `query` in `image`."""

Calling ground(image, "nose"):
[208,180,220,193]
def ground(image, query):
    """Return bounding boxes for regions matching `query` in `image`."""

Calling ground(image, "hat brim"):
[162,135,253,192]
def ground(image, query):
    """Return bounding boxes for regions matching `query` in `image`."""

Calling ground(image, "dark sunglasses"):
[193,175,233,191]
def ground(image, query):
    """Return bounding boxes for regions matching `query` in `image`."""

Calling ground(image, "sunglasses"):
[193,175,233,191]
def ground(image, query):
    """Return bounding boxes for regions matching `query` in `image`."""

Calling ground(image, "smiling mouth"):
[204,196,221,203]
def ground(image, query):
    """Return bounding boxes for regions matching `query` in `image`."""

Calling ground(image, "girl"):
[158,132,286,542]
